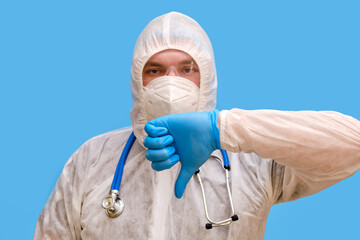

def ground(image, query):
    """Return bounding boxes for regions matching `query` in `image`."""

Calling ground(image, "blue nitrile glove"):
[143,110,221,198]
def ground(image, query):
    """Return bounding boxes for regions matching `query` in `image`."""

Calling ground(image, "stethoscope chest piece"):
[102,190,124,218]
[102,132,136,219]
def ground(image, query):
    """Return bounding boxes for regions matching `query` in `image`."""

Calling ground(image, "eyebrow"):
[144,59,196,68]
[143,62,163,68]
[179,60,194,65]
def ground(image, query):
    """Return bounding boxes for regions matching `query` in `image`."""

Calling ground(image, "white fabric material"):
[220,109,360,202]
[143,76,199,120]
[130,12,217,145]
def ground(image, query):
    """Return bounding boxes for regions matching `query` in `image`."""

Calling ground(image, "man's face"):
[142,49,200,87]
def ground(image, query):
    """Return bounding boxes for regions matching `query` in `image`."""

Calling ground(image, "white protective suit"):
[35,12,360,240]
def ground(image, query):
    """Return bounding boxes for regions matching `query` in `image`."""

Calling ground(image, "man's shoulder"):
[81,126,134,150]
[68,126,135,166]
[88,126,133,142]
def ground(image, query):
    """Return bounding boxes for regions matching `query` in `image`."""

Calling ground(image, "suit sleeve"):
[219,109,360,203]
[34,143,90,240]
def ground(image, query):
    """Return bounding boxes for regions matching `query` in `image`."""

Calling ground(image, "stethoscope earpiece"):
[195,149,238,229]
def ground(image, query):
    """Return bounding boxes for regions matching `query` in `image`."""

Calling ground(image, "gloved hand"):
[143,110,221,198]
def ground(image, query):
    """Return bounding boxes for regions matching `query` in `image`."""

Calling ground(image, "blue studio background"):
[1,1,359,239]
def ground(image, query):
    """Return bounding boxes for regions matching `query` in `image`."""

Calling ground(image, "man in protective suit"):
[35,12,360,240]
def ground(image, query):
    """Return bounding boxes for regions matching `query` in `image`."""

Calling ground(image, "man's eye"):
[146,69,159,74]
[183,67,195,73]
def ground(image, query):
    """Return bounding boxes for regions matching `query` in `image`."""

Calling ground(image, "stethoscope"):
[102,132,238,229]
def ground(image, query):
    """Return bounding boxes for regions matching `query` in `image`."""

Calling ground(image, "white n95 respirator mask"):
[143,76,199,120]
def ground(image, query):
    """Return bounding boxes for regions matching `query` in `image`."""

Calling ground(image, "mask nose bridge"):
[165,66,179,76]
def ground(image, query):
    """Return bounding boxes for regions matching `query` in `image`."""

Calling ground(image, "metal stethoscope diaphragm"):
[102,190,124,218]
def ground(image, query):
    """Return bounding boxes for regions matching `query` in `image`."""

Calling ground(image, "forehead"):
[145,49,195,66]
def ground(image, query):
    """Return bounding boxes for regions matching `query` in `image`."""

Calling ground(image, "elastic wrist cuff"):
[212,109,221,149]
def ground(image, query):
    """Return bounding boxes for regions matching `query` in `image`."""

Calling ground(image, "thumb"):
[174,166,195,199]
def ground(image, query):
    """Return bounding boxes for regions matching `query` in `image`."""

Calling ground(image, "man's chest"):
[80,152,272,239]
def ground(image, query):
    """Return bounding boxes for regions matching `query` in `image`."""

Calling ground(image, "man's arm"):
[144,109,360,200]
[34,144,87,240]
[220,109,360,202]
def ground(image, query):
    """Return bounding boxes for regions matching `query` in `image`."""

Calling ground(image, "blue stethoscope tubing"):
[111,131,136,191]
[101,132,136,218]
[220,149,230,168]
